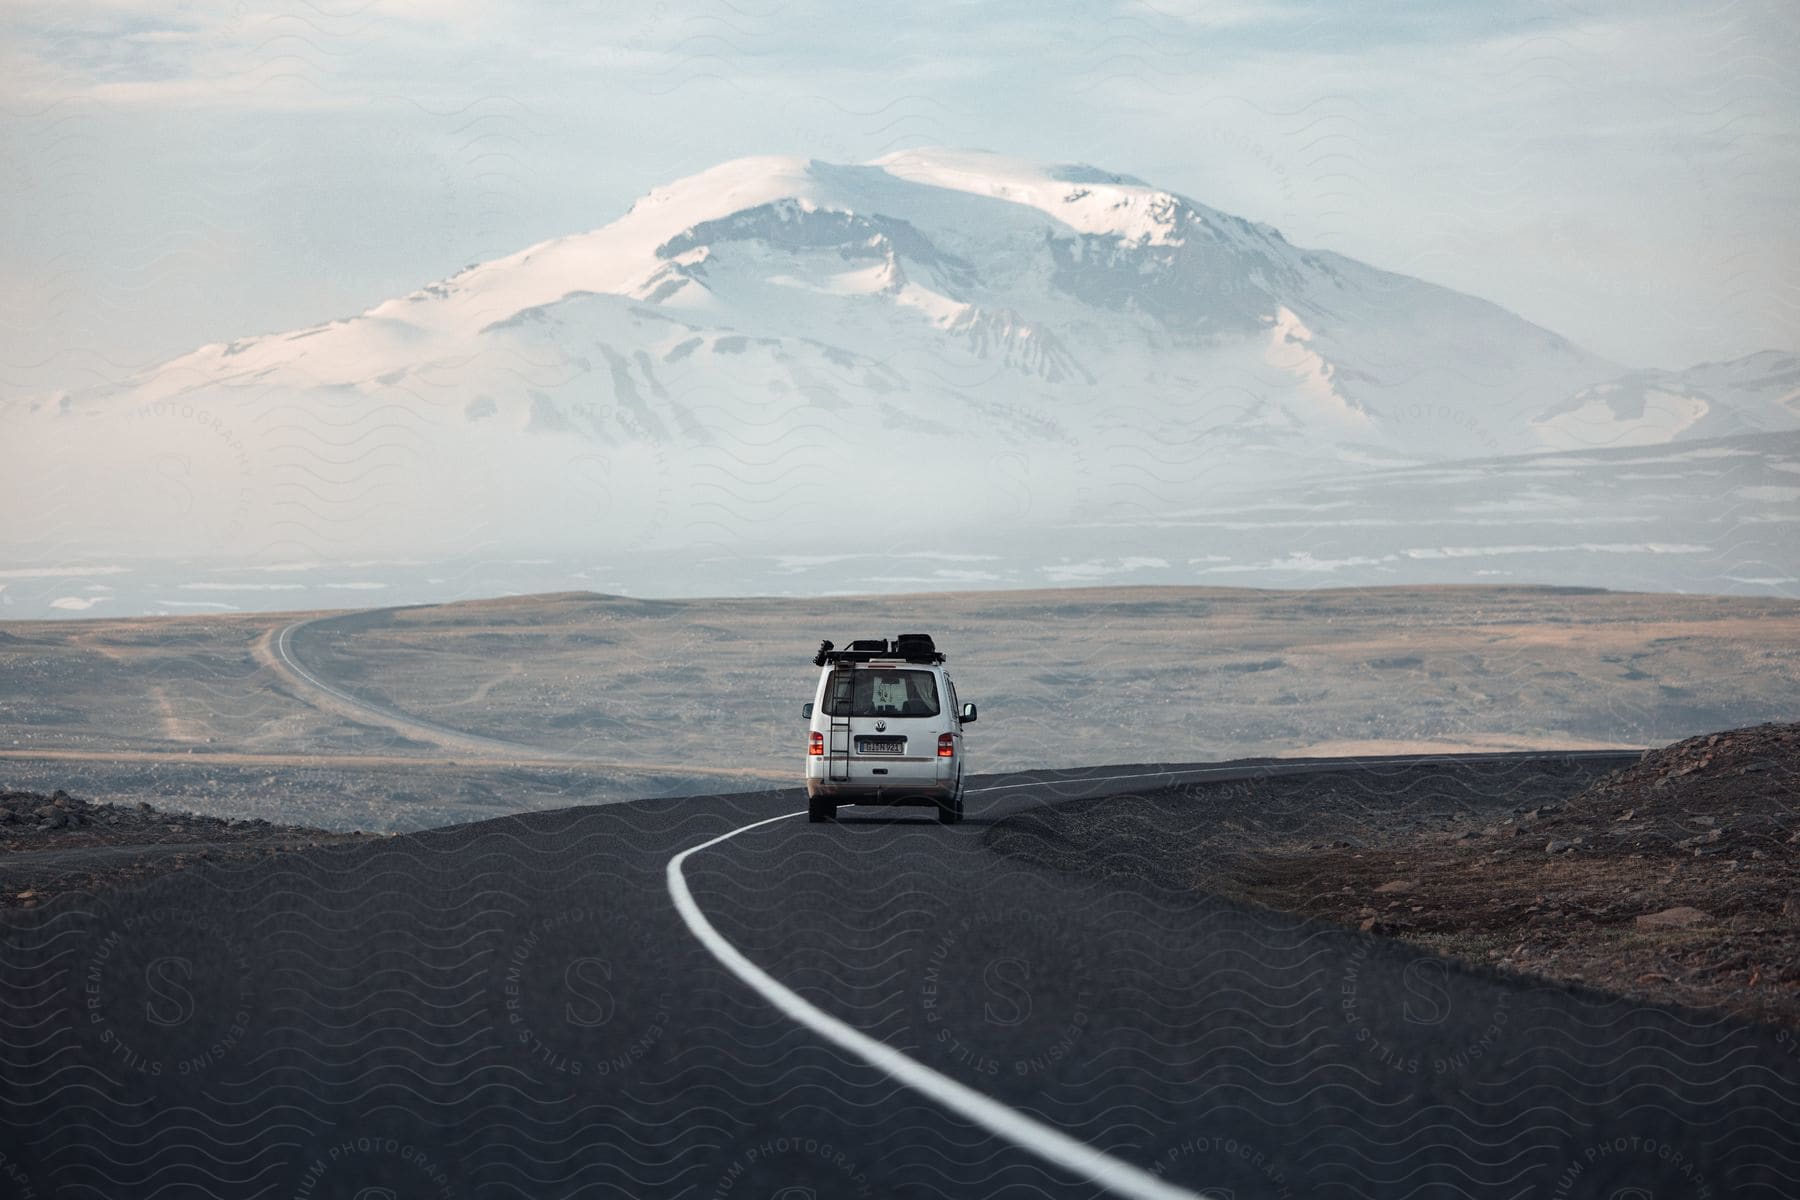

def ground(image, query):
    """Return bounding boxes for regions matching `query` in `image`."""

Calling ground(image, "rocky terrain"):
[0,787,370,908]
[1240,722,1798,1026]
[989,723,1798,1027]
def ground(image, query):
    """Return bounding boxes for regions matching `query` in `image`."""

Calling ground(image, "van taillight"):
[937,733,955,758]
[809,732,824,756]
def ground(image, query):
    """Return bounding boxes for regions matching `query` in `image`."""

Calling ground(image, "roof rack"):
[812,634,946,666]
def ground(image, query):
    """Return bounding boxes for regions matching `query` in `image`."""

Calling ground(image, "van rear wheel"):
[936,791,963,825]
[809,796,837,823]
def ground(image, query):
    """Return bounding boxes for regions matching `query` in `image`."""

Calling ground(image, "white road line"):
[275,621,373,713]
[667,811,1216,1200]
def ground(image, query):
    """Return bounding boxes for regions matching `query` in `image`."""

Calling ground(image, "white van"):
[802,634,977,824]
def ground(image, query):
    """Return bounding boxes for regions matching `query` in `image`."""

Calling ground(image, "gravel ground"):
[983,753,1620,888]
[986,729,1800,1028]
[0,788,370,907]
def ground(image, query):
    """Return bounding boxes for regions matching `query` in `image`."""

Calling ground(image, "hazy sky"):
[3,0,1796,399]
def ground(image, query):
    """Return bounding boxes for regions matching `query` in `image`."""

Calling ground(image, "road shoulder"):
[984,731,1799,1028]
[1,787,371,908]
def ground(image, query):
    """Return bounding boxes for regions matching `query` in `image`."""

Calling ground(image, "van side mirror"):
[959,702,977,723]
[802,702,814,719]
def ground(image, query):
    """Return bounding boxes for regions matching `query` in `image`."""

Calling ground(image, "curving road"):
[4,616,1796,1197]
[5,747,1797,1198]
[263,614,790,782]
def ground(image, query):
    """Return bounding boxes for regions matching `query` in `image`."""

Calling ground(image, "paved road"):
[4,753,1796,1199]
[263,614,790,782]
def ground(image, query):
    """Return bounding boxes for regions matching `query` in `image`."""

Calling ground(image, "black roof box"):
[813,634,946,666]
[893,633,936,659]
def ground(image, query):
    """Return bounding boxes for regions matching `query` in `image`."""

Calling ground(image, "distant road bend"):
[264,614,789,781]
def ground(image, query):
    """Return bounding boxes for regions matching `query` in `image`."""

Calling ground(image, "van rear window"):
[822,668,941,718]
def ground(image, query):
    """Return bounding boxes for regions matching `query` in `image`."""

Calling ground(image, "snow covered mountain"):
[7,149,1797,581]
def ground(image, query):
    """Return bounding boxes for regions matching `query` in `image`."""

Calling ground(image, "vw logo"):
[874,720,887,731]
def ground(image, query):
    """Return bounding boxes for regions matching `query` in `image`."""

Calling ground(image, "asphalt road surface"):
[4,753,1798,1200]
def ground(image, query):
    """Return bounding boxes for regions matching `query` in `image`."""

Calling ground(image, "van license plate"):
[859,738,903,754]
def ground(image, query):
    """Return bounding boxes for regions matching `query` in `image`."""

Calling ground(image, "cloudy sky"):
[3,0,1796,399]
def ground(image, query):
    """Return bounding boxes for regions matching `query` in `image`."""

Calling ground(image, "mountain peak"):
[612,148,1265,256]
[18,148,1795,577]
